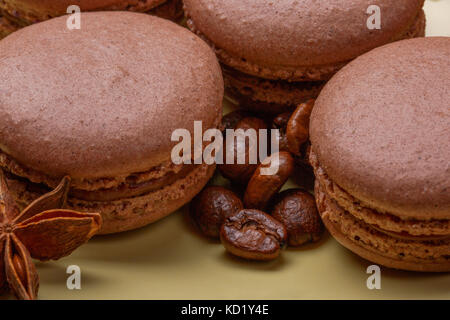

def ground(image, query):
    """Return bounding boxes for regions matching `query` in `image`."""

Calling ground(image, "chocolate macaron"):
[0,0,183,39]
[310,37,450,272]
[184,0,426,114]
[0,12,223,234]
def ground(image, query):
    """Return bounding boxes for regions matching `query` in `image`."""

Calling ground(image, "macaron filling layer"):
[186,10,425,82]
[316,183,450,265]
[150,0,183,21]
[5,161,215,235]
[310,150,450,238]
[3,164,195,202]
[223,65,324,113]
[0,150,197,201]
[310,149,450,266]
[69,164,195,201]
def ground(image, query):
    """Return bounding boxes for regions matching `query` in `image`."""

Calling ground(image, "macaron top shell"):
[310,37,450,220]
[0,12,223,180]
[184,0,424,71]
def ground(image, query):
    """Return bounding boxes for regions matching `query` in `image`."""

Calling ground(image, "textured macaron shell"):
[0,0,166,20]
[0,12,223,180]
[184,0,424,71]
[310,37,450,220]
[0,0,185,39]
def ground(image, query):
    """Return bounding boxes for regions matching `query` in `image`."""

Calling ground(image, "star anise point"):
[0,170,101,300]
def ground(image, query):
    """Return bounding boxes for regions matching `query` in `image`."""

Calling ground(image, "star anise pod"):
[0,170,102,300]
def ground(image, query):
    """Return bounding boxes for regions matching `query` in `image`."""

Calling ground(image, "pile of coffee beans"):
[189,100,324,261]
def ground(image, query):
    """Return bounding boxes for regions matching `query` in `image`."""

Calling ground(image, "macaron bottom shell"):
[319,204,450,273]
[310,151,450,237]
[312,161,450,272]
[6,163,216,235]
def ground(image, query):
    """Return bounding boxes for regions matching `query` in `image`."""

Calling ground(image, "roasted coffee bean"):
[220,209,287,261]
[218,117,268,185]
[221,110,254,132]
[286,99,315,156]
[190,186,243,238]
[271,112,292,152]
[271,189,323,246]
[244,152,294,210]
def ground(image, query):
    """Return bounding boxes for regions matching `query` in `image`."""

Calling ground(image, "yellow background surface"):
[8,0,450,300]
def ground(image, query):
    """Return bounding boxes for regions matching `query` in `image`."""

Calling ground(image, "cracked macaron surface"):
[309,37,450,272]
[0,12,223,234]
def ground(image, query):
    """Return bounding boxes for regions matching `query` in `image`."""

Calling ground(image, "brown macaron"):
[0,12,224,234]
[309,37,450,272]
[184,0,426,114]
[0,0,184,39]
